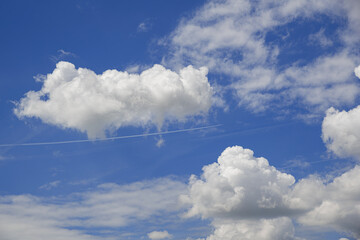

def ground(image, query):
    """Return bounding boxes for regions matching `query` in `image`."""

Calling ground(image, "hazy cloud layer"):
[166,0,360,115]
[15,62,213,138]
[0,178,186,240]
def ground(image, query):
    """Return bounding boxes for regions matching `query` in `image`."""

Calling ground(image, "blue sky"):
[1,0,360,239]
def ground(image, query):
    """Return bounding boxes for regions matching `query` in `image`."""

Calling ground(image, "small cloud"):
[156,136,165,148]
[282,158,310,169]
[308,28,333,47]
[137,19,152,32]
[33,74,47,83]
[50,49,76,62]
[39,180,61,190]
[0,155,13,162]
[281,30,290,40]
[147,230,172,240]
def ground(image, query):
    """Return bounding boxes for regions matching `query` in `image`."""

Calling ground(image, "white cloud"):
[355,65,360,79]
[182,146,296,219]
[14,62,213,138]
[203,218,296,240]
[156,136,165,148]
[295,166,360,239]
[147,230,172,240]
[50,49,76,62]
[182,146,360,239]
[0,178,187,240]
[39,180,61,190]
[165,0,360,115]
[280,51,359,110]
[322,105,360,160]
[321,66,360,159]
[181,146,299,239]
[2,146,360,239]
[137,20,152,32]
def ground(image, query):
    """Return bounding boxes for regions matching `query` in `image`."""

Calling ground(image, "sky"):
[0,0,360,239]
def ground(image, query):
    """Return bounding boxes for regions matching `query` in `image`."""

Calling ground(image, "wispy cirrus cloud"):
[39,180,61,190]
[137,19,152,33]
[50,49,76,62]
[164,0,360,117]
[0,178,187,240]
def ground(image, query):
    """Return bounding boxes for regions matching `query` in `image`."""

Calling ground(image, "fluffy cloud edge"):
[182,145,360,239]
[14,61,215,139]
[322,65,360,160]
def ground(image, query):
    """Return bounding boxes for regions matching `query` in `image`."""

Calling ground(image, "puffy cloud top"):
[14,62,213,138]
[182,146,295,219]
[322,105,360,160]
[183,145,360,239]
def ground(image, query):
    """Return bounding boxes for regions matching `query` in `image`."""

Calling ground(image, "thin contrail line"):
[0,124,222,147]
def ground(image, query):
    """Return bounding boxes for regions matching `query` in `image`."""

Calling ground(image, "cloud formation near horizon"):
[182,146,360,239]
[14,62,213,138]
[1,146,360,239]
[0,178,186,240]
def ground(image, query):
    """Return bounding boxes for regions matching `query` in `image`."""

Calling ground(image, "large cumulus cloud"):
[182,146,296,220]
[14,62,213,138]
[182,146,360,239]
